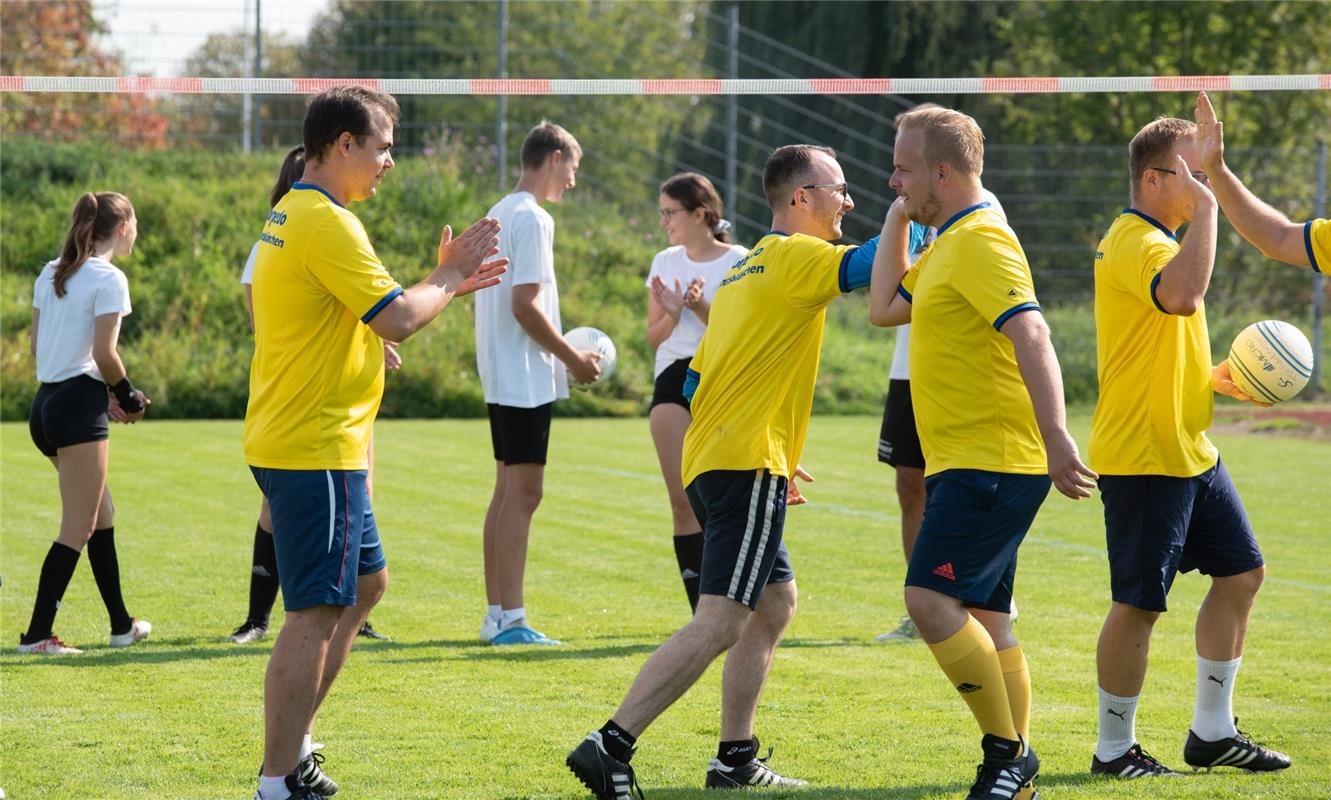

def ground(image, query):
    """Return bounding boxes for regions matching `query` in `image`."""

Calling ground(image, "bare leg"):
[894,466,925,563]
[971,606,1016,651]
[262,604,342,777]
[482,461,506,607]
[719,581,797,740]
[496,463,544,611]
[1196,567,1263,661]
[905,585,971,643]
[1097,602,1159,697]
[308,569,388,734]
[649,404,701,535]
[51,443,108,551]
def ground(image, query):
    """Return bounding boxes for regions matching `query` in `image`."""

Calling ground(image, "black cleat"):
[253,770,320,800]
[357,620,391,641]
[967,734,1039,800]
[1091,743,1182,778]
[297,747,339,797]
[1183,719,1291,772]
[567,731,643,800]
[705,744,807,789]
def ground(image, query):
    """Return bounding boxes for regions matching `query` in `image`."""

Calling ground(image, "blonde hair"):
[1129,117,1197,194]
[894,106,985,178]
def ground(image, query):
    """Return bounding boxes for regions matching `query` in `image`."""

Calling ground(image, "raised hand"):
[437,217,504,279]
[682,277,706,309]
[651,275,685,319]
[1172,153,1215,219]
[1211,359,1273,407]
[1193,91,1224,172]
[454,257,508,296]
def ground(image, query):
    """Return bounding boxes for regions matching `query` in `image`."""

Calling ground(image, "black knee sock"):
[247,524,280,626]
[718,736,758,768]
[673,532,704,613]
[22,542,82,644]
[87,527,133,635]
[599,719,637,763]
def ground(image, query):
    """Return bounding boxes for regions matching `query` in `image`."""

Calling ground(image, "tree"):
[171,30,304,147]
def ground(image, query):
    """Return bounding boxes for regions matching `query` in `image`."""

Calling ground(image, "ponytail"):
[52,192,135,298]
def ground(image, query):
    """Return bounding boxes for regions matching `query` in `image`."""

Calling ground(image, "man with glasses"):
[567,144,883,798]
[1086,115,1289,779]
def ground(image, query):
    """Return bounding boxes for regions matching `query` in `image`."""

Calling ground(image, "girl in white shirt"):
[20,191,152,655]
[645,173,746,612]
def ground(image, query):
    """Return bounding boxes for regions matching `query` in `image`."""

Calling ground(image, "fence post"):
[1312,141,1326,395]
[252,0,263,151]
[496,0,508,190]
[724,2,738,216]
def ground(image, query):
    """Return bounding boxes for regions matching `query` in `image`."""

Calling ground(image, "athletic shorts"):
[650,357,693,411]
[685,469,795,610]
[29,374,110,458]
[250,467,387,611]
[487,402,553,465]
[877,379,925,469]
[905,469,1051,612]
[1099,458,1263,613]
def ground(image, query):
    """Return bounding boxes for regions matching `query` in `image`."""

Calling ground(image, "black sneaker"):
[566,731,643,800]
[252,772,320,800]
[357,620,391,641]
[706,744,807,789]
[229,620,269,644]
[967,734,1039,800]
[1091,743,1182,778]
[297,747,339,797]
[1183,719,1291,772]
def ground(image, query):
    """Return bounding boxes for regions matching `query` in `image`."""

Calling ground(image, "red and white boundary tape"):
[2,74,1329,95]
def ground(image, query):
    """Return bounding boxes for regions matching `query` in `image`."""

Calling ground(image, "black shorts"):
[487,402,553,465]
[685,469,795,610]
[650,357,693,411]
[1100,458,1263,613]
[877,379,925,469]
[29,374,110,458]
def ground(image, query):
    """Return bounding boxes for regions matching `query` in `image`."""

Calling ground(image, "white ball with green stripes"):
[1227,320,1313,404]
[564,326,617,386]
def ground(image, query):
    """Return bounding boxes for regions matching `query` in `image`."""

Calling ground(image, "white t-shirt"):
[240,241,260,286]
[889,189,1006,380]
[475,191,568,407]
[645,243,747,378]
[32,257,132,384]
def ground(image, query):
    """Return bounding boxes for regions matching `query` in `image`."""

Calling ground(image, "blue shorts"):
[686,469,795,610]
[1100,458,1263,613]
[250,467,387,611]
[905,469,1051,612]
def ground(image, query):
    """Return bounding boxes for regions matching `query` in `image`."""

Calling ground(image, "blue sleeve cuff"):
[908,222,930,254]
[1306,221,1322,274]
[682,368,700,403]
[361,286,403,323]
[993,302,1040,331]
[896,284,913,303]
[838,235,879,292]
[1149,272,1171,314]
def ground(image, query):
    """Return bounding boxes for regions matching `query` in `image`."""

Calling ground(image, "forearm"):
[515,303,580,365]
[646,313,678,351]
[92,347,128,385]
[373,266,468,341]
[869,216,911,326]
[1156,201,1217,314]
[1208,163,1309,266]
[691,300,710,325]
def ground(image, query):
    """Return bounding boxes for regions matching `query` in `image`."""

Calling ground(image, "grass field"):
[1,416,1328,799]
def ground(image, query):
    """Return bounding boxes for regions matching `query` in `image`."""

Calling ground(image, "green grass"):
[1,416,1328,799]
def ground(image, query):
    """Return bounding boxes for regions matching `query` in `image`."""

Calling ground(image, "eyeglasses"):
[790,182,850,205]
[1149,167,1210,184]
[659,207,688,220]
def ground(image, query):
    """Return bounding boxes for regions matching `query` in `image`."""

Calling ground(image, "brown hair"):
[271,145,306,208]
[53,192,135,298]
[520,121,581,170]
[894,106,985,178]
[1129,117,1196,195]
[302,85,400,163]
[762,144,836,208]
[660,172,730,243]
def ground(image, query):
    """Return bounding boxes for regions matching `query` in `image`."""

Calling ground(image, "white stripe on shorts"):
[727,470,767,602]
[325,471,336,554]
[741,480,778,605]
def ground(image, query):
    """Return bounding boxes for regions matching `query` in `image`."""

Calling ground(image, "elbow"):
[1161,295,1200,316]
[869,307,891,327]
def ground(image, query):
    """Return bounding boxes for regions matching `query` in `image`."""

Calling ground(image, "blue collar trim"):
[936,201,993,238]
[293,182,342,208]
[1122,208,1176,241]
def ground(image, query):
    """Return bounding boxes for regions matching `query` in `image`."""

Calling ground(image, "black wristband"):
[112,378,143,413]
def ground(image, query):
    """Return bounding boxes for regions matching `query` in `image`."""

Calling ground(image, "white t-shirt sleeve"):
[981,188,1007,221]
[645,250,668,289]
[240,241,260,286]
[94,268,132,317]
[510,209,553,286]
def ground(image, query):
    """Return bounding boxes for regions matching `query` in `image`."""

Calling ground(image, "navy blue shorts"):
[250,467,387,611]
[1100,458,1263,613]
[686,469,795,610]
[905,469,1051,612]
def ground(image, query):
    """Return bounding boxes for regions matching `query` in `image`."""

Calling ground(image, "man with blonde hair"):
[870,105,1096,800]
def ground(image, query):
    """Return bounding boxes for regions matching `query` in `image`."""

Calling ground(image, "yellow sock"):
[998,645,1031,742]
[927,616,1017,741]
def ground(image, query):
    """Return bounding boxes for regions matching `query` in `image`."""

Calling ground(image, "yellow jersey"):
[899,202,1046,477]
[1306,218,1329,273]
[682,231,875,485]
[243,183,403,470]
[1089,210,1217,477]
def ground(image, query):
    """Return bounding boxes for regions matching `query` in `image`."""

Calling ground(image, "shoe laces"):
[1126,743,1169,772]
[299,749,325,776]
[970,759,1022,797]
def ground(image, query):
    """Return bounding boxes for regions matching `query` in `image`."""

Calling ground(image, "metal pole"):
[242,0,252,153]
[252,0,263,151]
[1311,141,1326,394]
[724,3,738,217]
[497,0,509,190]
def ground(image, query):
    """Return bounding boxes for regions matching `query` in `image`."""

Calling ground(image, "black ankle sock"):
[672,532,704,613]
[599,720,637,762]
[87,527,133,635]
[247,524,280,626]
[718,736,758,768]
[22,542,81,644]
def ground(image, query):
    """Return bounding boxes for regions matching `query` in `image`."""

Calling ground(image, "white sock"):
[500,607,527,630]
[258,774,290,800]
[487,604,502,623]
[1095,687,1139,762]
[298,734,313,760]
[1192,655,1241,741]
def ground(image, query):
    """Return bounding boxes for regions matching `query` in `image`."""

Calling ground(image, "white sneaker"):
[17,635,83,655]
[479,615,500,643]
[874,616,920,642]
[109,618,152,647]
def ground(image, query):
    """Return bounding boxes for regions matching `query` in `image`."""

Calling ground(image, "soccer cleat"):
[874,616,920,642]
[1090,743,1182,778]
[230,620,270,644]
[356,620,391,641]
[253,772,320,800]
[967,734,1039,800]
[491,625,561,646]
[109,618,152,647]
[1183,719,1291,772]
[17,635,83,655]
[566,731,643,800]
[479,615,501,643]
[297,745,339,797]
[705,745,807,789]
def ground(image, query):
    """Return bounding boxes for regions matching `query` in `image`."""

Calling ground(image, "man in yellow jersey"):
[1086,116,1290,781]
[869,106,1096,800]
[245,85,507,800]
[567,144,881,798]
